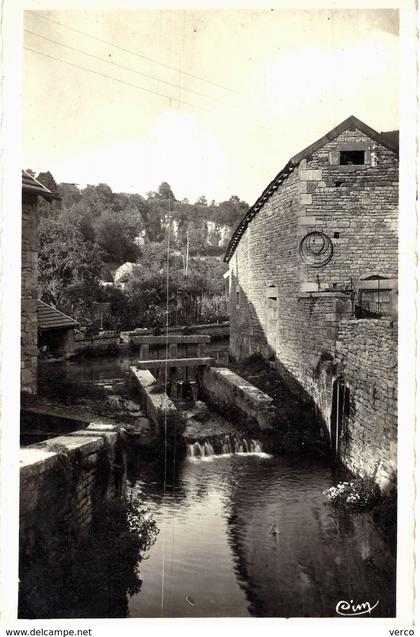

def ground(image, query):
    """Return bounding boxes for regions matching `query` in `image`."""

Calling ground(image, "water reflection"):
[128,453,395,618]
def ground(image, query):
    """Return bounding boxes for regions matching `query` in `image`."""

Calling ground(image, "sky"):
[23,9,399,205]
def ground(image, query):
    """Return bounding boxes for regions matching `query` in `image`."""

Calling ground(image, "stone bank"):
[20,422,126,566]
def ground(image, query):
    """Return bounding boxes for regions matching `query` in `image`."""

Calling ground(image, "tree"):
[36,171,61,218]
[38,217,103,309]
[78,183,114,221]
[58,182,81,209]
[137,241,183,273]
[36,171,59,196]
[155,182,176,203]
[95,210,141,264]
[95,286,132,331]
[195,195,208,206]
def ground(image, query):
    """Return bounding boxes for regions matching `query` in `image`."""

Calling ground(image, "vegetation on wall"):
[19,494,158,619]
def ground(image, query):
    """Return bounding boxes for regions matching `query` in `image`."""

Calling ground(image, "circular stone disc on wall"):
[299,231,333,267]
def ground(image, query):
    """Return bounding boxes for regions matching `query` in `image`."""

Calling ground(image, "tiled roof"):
[37,300,79,330]
[379,131,399,152]
[22,171,61,201]
[224,116,399,263]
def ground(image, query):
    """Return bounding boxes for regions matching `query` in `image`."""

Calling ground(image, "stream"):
[127,451,395,618]
[36,350,396,618]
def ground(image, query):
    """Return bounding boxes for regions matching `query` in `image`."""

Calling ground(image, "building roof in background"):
[37,300,79,330]
[224,116,399,263]
[22,170,61,201]
[378,130,399,151]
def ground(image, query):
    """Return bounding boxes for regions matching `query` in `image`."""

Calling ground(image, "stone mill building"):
[224,116,398,488]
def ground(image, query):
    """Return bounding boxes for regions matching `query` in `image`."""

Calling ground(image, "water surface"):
[127,452,395,618]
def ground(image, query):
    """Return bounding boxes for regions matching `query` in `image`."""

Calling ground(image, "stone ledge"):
[87,422,119,432]
[339,318,394,327]
[298,291,351,299]
[201,367,275,430]
[130,334,211,344]
[129,367,178,428]
[32,434,104,456]
[69,429,119,445]
[20,447,58,475]
[210,367,273,406]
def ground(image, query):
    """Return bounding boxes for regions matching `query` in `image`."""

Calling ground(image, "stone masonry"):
[19,423,126,566]
[226,117,398,488]
[21,192,39,394]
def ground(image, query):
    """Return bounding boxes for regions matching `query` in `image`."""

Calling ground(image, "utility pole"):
[185,225,190,275]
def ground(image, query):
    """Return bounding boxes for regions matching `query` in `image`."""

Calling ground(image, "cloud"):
[52,110,228,201]
[258,30,398,126]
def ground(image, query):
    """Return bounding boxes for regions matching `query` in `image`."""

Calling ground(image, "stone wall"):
[21,193,39,394]
[228,124,398,486]
[298,129,398,287]
[335,319,398,488]
[200,366,276,430]
[20,423,126,566]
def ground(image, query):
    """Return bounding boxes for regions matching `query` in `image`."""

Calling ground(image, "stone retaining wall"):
[20,423,126,565]
[129,366,178,431]
[200,366,276,430]
[335,319,398,488]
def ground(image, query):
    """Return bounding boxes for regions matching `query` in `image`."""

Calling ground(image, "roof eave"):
[22,185,61,202]
[223,115,399,263]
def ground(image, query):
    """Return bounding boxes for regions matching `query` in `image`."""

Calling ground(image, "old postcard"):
[0,1,417,635]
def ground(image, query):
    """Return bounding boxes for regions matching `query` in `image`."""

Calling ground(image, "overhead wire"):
[25,28,229,105]
[25,17,279,132]
[24,47,210,112]
[30,13,245,96]
[25,45,277,133]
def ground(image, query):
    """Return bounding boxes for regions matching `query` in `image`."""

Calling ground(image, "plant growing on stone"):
[323,477,380,511]
[19,493,159,619]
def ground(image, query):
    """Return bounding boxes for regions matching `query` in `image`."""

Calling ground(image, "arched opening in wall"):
[330,376,350,458]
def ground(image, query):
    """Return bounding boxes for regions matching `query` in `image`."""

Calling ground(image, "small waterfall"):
[174,380,198,405]
[190,382,198,405]
[187,434,270,460]
[204,441,215,456]
[189,442,203,457]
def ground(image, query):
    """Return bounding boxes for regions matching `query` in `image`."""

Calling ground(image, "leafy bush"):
[324,477,380,511]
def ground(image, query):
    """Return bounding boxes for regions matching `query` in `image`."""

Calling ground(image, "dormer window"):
[339,150,365,165]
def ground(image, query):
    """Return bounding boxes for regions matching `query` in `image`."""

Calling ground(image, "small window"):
[339,150,365,165]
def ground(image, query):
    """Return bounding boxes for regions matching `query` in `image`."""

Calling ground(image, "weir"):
[187,434,266,459]
[128,333,276,451]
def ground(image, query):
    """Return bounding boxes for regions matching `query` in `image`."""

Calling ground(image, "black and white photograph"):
[0,1,417,631]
